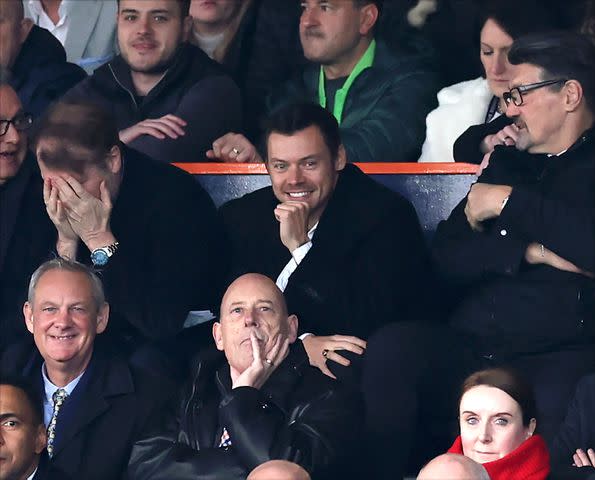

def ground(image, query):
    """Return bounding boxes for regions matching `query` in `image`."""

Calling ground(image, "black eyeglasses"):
[503,79,567,107]
[0,113,33,136]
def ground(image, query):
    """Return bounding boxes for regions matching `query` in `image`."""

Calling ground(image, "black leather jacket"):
[128,345,364,480]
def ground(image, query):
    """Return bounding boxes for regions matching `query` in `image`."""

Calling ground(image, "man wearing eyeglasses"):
[433,31,595,439]
[0,74,55,355]
[364,32,595,477]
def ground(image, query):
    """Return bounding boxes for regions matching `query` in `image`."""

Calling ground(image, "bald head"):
[221,273,288,319]
[248,460,311,480]
[417,454,490,480]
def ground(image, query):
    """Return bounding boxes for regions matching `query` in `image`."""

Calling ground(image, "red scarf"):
[447,435,551,480]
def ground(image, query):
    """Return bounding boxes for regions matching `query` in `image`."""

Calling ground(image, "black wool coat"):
[220,164,434,339]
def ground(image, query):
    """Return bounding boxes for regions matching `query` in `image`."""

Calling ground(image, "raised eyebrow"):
[491,412,513,418]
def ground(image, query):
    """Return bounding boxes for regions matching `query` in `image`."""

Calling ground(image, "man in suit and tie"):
[2,258,172,479]
[0,375,71,480]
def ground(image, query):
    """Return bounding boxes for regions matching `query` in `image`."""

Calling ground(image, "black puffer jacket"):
[65,43,241,163]
[128,345,364,480]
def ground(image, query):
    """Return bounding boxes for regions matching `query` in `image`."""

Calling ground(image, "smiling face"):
[0,385,45,480]
[213,274,298,377]
[505,63,569,153]
[459,385,536,464]
[23,269,109,384]
[266,125,346,227]
[480,18,514,98]
[118,0,191,74]
[0,85,27,186]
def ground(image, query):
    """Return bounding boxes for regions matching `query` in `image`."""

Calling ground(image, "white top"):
[27,0,72,46]
[275,223,318,292]
[42,364,85,426]
[192,30,226,59]
[418,77,498,163]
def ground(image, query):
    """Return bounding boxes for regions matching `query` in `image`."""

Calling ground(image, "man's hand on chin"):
[274,201,310,253]
[232,332,290,390]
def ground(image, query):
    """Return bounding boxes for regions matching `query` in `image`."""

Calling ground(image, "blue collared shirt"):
[41,364,85,426]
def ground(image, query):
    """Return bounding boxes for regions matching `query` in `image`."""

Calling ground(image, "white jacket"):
[418,77,494,162]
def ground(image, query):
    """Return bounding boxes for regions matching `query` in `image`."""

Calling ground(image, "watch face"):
[91,250,109,266]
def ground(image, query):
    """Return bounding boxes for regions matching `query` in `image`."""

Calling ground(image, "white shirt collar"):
[41,363,85,403]
[27,0,74,25]
[26,467,38,480]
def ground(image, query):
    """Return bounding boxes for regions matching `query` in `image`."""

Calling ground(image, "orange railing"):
[174,162,478,175]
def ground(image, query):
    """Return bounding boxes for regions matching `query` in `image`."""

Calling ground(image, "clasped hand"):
[43,176,113,248]
[464,183,512,231]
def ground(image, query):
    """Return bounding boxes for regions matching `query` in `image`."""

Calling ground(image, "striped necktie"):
[46,388,68,458]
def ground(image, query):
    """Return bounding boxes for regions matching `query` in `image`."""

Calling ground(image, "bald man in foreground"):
[128,273,363,480]
[417,453,490,480]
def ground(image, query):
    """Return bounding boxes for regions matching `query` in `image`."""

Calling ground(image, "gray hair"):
[27,258,106,310]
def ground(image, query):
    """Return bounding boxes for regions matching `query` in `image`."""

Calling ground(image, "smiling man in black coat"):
[220,103,432,381]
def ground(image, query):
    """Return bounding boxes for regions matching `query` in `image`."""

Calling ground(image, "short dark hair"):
[461,368,537,427]
[31,101,120,175]
[478,0,561,40]
[263,102,342,161]
[508,31,595,114]
[0,375,44,426]
[116,0,191,18]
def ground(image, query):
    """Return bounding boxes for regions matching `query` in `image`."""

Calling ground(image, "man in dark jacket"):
[128,273,363,480]
[0,78,55,355]
[220,103,432,381]
[206,0,438,164]
[0,0,85,118]
[27,99,227,376]
[362,32,595,479]
[2,259,173,480]
[0,376,72,480]
[64,0,241,164]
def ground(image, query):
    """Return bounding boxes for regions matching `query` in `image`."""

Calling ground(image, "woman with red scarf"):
[446,368,550,480]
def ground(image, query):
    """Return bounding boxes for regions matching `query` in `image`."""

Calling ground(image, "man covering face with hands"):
[31,100,227,374]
